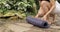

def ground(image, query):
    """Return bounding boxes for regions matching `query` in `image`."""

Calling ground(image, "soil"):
[0,14,60,32]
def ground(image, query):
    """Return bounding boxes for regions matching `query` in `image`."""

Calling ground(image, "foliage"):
[0,0,38,18]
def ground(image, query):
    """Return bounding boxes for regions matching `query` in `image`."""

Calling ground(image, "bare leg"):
[35,1,51,24]
[35,1,50,17]
[35,7,44,18]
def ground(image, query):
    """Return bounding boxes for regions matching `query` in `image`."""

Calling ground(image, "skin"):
[35,0,55,24]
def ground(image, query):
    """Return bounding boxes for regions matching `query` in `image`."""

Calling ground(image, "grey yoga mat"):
[26,16,50,28]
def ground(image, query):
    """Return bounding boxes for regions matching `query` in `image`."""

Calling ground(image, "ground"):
[0,14,60,32]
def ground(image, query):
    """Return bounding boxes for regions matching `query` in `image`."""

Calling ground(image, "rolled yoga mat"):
[26,16,50,28]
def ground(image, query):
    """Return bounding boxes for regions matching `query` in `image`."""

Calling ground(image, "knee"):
[41,1,51,9]
[41,1,49,5]
[41,1,47,4]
